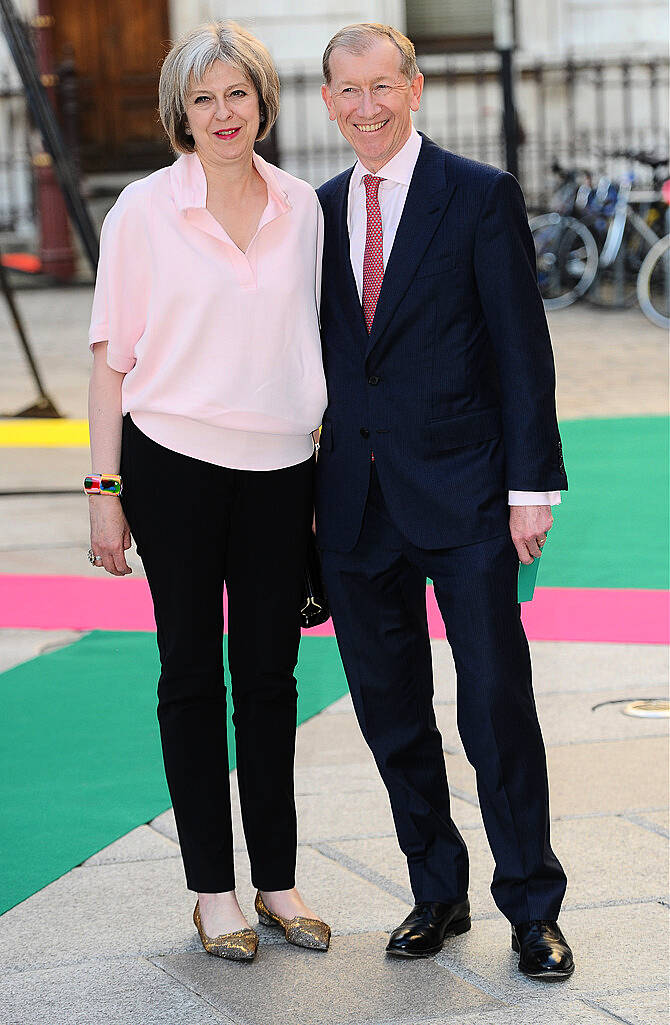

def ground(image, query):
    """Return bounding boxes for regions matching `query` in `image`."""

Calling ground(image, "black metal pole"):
[0,247,61,417]
[500,47,519,180]
[493,0,519,180]
[0,0,98,271]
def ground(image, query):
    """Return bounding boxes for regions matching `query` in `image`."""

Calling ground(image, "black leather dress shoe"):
[386,900,471,958]
[512,920,575,979]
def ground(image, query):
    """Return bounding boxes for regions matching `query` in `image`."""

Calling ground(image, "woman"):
[86,21,329,961]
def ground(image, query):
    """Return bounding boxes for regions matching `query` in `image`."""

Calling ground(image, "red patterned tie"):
[362,175,385,332]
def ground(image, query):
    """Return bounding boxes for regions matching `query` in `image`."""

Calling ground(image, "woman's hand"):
[88,496,133,576]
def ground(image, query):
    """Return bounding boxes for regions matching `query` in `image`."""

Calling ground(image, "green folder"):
[518,552,542,602]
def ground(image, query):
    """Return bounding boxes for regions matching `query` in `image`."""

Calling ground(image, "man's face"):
[321,39,423,173]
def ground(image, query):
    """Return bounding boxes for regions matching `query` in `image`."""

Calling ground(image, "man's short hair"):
[322,23,420,86]
[159,20,280,155]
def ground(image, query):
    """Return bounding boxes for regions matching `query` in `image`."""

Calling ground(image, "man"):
[315,23,574,979]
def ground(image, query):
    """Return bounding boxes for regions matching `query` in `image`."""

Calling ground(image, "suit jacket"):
[315,134,567,553]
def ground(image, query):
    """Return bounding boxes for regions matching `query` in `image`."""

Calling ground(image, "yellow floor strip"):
[0,419,89,447]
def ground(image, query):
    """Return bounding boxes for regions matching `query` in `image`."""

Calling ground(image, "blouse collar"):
[169,150,291,216]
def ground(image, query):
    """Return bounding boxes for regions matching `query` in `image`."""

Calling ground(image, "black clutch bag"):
[300,533,330,628]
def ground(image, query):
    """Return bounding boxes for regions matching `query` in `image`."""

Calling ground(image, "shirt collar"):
[169,151,291,215]
[350,126,422,192]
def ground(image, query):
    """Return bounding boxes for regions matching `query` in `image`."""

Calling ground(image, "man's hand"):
[509,505,552,566]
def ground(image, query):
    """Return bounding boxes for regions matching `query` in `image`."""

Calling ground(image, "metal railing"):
[0,69,33,238]
[274,54,670,209]
[0,53,668,243]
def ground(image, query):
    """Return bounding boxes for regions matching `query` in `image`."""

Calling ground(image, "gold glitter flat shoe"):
[193,901,258,961]
[255,891,331,951]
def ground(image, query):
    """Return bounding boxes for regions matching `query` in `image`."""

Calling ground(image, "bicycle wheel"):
[530,213,599,310]
[637,234,670,329]
[587,210,659,308]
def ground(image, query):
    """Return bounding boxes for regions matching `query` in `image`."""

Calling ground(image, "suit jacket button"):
[368,375,380,386]
[360,427,370,438]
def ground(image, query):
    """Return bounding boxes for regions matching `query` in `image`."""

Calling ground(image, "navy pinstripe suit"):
[315,135,569,924]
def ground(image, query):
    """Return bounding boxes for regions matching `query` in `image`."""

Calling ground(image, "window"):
[406,0,496,52]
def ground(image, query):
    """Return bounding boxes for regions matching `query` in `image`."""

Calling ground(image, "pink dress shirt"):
[89,152,327,471]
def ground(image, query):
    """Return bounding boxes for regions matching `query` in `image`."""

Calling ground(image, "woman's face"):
[184,60,261,168]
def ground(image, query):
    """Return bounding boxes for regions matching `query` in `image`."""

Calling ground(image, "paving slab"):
[82,824,181,866]
[435,691,669,757]
[149,807,180,843]
[295,710,380,766]
[547,304,669,420]
[0,286,94,420]
[295,789,395,843]
[0,494,88,549]
[376,999,627,1025]
[0,544,145,577]
[0,957,230,1025]
[154,932,502,1025]
[596,988,670,1025]
[626,809,669,835]
[534,690,670,745]
[151,773,480,853]
[0,447,90,491]
[328,813,669,923]
[295,790,480,843]
[232,845,412,942]
[527,641,670,695]
[551,816,668,907]
[431,640,670,702]
[293,761,385,794]
[322,692,355,714]
[435,902,669,1000]
[0,627,81,672]
[0,845,411,972]
[442,737,670,816]
[329,835,495,920]
[0,859,198,971]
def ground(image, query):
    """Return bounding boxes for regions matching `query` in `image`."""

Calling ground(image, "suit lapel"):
[329,167,368,343]
[365,137,456,358]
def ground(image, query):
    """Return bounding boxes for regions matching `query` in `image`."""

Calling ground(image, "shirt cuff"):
[508,491,562,506]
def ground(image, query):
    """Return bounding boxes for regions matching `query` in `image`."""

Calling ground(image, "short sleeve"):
[88,190,151,373]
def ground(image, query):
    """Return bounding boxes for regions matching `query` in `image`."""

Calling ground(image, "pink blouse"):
[89,152,327,470]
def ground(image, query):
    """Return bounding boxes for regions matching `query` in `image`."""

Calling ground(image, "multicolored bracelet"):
[83,473,123,496]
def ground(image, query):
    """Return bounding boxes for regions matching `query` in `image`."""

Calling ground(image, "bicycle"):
[529,163,599,310]
[637,234,670,329]
[584,152,668,309]
[531,155,667,311]
[636,180,670,328]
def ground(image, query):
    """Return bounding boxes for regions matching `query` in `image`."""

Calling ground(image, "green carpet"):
[540,416,669,589]
[0,631,348,915]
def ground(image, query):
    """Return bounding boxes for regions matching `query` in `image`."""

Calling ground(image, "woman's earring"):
[184,123,192,135]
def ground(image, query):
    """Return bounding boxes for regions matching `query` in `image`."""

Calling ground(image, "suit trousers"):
[320,464,567,924]
[120,414,314,893]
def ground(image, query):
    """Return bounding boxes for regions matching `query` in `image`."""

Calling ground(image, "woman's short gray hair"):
[322,23,420,86]
[159,21,280,154]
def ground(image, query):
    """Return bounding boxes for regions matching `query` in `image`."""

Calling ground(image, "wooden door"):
[51,0,172,171]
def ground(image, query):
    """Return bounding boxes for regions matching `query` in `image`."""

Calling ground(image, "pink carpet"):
[0,574,667,644]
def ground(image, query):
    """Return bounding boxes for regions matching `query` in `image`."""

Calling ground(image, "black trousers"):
[320,465,567,925]
[120,414,314,892]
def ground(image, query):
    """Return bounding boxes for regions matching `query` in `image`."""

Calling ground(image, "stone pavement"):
[0,287,669,1024]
